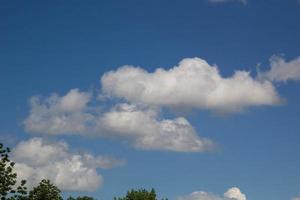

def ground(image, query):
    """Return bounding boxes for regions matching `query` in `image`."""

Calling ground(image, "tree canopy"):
[114,188,167,200]
[0,143,27,200]
[28,179,63,200]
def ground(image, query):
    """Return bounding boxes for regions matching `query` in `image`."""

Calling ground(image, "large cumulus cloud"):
[102,58,281,113]
[25,56,298,153]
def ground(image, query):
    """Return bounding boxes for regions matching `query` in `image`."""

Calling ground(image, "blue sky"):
[1,0,300,200]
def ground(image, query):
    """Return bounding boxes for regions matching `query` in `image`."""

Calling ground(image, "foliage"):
[28,179,62,200]
[0,143,27,200]
[114,188,167,200]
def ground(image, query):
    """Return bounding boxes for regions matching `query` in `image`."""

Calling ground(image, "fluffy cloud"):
[177,187,246,200]
[24,89,213,152]
[13,137,125,191]
[177,191,222,200]
[259,55,300,82]
[223,187,246,200]
[101,104,214,152]
[208,0,247,5]
[101,57,281,113]
[292,198,300,200]
[24,89,94,135]
[25,57,290,152]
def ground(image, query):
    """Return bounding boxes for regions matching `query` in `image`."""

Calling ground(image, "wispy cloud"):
[208,0,247,5]
[258,55,300,82]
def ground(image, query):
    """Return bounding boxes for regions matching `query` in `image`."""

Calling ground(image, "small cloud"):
[177,187,247,200]
[24,89,93,135]
[258,55,300,82]
[224,187,246,200]
[208,0,247,5]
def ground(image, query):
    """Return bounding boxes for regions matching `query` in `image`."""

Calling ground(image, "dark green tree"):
[0,143,27,200]
[114,188,167,200]
[28,179,62,200]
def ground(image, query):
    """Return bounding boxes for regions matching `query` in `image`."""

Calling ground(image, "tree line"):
[0,143,168,200]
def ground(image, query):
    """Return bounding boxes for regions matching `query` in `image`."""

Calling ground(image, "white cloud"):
[13,137,124,191]
[24,89,213,152]
[208,0,247,5]
[101,103,215,152]
[177,187,246,200]
[177,191,222,200]
[24,89,94,135]
[58,88,91,112]
[292,198,300,200]
[223,187,246,200]
[101,57,281,113]
[25,57,292,152]
[258,55,300,82]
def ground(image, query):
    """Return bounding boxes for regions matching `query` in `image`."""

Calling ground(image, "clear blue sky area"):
[1,1,300,200]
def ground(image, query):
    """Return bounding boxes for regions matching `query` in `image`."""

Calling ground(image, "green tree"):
[0,143,27,200]
[114,188,167,200]
[28,179,62,200]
